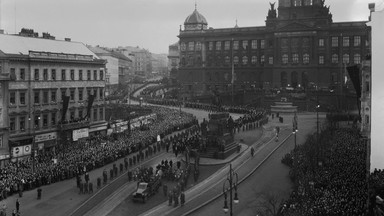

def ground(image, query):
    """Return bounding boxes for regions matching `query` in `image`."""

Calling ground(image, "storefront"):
[89,123,107,136]
[72,128,89,141]
[112,121,129,133]
[11,144,32,162]
[35,132,57,154]
[9,136,33,162]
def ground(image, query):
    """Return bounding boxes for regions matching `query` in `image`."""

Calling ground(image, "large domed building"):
[176,0,371,109]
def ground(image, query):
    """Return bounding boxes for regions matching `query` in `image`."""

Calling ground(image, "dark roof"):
[184,9,208,25]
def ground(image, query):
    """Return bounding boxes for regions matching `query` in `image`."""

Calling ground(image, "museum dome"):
[184,9,208,25]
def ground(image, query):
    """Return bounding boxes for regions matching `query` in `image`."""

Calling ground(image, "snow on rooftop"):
[0,34,98,58]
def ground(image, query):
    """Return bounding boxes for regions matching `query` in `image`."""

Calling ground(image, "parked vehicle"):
[132,174,162,203]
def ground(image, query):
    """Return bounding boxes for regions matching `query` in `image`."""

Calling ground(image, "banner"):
[24,145,32,155]
[35,132,57,143]
[12,144,32,158]
[61,95,70,122]
[86,94,95,118]
[73,128,89,141]
[347,65,361,98]
[12,146,23,158]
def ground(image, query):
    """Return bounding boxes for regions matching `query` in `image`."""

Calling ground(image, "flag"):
[61,95,70,122]
[85,94,95,118]
[346,65,361,98]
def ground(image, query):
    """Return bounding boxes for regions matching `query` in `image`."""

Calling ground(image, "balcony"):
[58,119,90,131]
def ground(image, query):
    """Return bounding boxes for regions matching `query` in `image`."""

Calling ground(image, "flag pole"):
[231,38,234,104]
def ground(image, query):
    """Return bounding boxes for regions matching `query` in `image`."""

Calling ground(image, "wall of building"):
[103,55,119,86]
[370,9,384,171]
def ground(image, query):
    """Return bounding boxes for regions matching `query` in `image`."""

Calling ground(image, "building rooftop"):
[0,34,98,58]
[184,8,208,25]
[88,46,132,62]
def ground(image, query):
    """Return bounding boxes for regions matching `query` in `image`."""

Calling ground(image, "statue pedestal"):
[200,113,238,159]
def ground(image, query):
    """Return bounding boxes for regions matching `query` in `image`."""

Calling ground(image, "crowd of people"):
[281,127,368,216]
[370,169,384,215]
[0,106,198,202]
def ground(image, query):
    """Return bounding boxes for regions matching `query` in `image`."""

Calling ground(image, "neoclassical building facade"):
[0,33,107,162]
[177,0,370,99]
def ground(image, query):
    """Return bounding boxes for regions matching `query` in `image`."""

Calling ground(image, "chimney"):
[42,32,55,40]
[65,38,71,42]
[369,3,375,21]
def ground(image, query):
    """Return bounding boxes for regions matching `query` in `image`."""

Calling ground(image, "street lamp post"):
[292,113,298,188]
[316,103,320,165]
[222,163,239,216]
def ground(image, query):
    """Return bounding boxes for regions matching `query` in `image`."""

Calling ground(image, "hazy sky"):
[0,0,383,54]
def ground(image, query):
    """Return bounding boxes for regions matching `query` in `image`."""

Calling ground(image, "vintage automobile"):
[132,175,161,203]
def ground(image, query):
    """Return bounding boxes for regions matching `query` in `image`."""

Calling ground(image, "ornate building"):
[0,33,107,162]
[177,0,370,100]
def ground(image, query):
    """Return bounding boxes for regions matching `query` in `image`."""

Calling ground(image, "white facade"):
[369,8,384,171]
[104,55,119,86]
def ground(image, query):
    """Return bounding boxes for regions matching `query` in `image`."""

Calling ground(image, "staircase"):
[270,101,298,113]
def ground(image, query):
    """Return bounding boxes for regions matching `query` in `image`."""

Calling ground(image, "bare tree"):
[253,191,285,216]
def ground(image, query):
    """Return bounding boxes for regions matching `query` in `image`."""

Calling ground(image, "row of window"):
[320,53,361,65]
[188,53,361,67]
[280,0,314,7]
[9,88,104,106]
[181,39,266,52]
[9,108,104,132]
[328,36,366,47]
[10,68,104,81]
[181,35,366,53]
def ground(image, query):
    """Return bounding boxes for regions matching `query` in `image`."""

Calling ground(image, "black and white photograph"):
[0,0,383,215]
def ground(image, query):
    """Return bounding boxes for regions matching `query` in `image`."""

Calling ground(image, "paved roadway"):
[137,115,295,216]
[188,114,319,216]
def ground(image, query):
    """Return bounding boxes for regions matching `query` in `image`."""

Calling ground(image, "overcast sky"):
[0,0,382,54]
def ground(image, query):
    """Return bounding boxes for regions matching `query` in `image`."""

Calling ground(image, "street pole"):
[231,38,234,105]
[316,103,319,164]
[222,163,239,216]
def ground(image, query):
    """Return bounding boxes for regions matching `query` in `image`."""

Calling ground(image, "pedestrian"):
[168,190,173,206]
[163,184,168,197]
[110,168,114,180]
[79,182,83,194]
[194,169,199,183]
[251,147,255,157]
[124,158,128,170]
[84,182,88,194]
[173,190,179,207]
[89,182,93,193]
[37,187,42,199]
[180,191,185,206]
[103,170,107,185]
[16,199,20,213]
[12,209,16,216]
[76,175,81,188]
[85,172,89,184]
[97,177,101,189]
